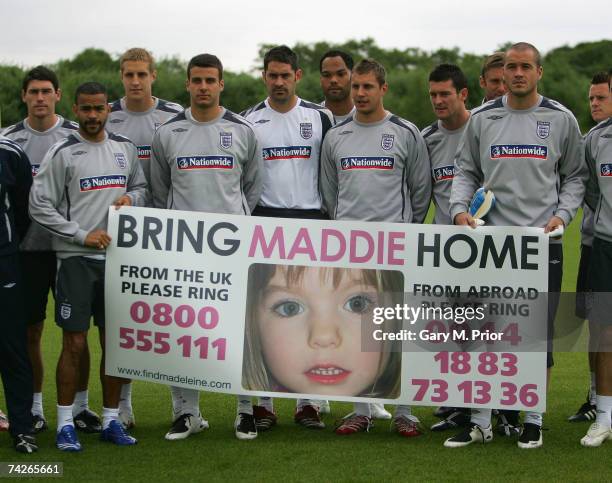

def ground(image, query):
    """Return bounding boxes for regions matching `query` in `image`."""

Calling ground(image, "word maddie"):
[372,304,486,325]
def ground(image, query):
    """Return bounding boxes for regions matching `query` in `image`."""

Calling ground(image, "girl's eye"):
[344,295,373,314]
[272,300,304,318]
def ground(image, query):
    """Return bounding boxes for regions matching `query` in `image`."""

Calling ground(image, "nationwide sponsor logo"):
[172,127,188,133]
[381,133,395,150]
[114,152,127,168]
[176,155,234,170]
[220,132,232,149]
[31,164,40,176]
[79,174,127,192]
[137,145,151,160]
[262,146,312,161]
[600,163,612,177]
[300,122,313,139]
[490,144,548,160]
[340,156,394,170]
[433,164,455,182]
[255,119,270,124]
[487,115,504,121]
[109,119,124,124]
[338,130,353,135]
[60,303,71,320]
[72,150,87,156]
[536,121,551,139]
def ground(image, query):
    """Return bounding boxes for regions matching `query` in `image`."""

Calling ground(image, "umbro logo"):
[550,259,561,264]
[109,119,124,123]
[14,137,27,143]
[602,134,612,138]
[255,119,271,124]
[428,140,441,147]
[72,150,87,156]
[338,130,353,135]
[487,115,504,120]
[172,128,188,132]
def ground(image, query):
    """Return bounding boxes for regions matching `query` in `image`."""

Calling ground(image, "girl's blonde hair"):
[242,264,403,398]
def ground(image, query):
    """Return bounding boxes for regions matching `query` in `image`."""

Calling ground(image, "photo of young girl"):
[242,264,403,399]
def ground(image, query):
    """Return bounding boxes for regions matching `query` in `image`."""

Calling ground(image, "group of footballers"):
[0,41,610,454]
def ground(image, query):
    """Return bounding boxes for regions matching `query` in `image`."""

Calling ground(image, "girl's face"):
[256,267,382,396]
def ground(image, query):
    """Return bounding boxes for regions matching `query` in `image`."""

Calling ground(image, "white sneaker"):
[580,423,612,447]
[316,400,331,414]
[371,403,392,420]
[119,408,135,429]
[165,413,208,440]
[444,424,493,448]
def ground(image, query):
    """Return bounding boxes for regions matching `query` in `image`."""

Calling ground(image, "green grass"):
[0,210,604,482]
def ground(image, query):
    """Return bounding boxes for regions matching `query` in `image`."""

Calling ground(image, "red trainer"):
[252,405,277,431]
[392,415,423,437]
[294,405,325,429]
[335,414,372,435]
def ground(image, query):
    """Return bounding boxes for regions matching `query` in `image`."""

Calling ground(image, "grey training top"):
[3,116,78,250]
[320,112,432,223]
[107,97,183,187]
[422,120,467,225]
[29,131,147,258]
[450,95,587,240]
[150,108,263,214]
[585,118,612,243]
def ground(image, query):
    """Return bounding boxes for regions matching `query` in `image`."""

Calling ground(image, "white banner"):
[105,206,548,412]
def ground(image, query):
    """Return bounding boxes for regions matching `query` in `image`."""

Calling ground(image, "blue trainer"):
[56,425,82,452]
[100,420,137,446]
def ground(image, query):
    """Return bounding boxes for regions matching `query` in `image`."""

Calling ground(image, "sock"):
[237,397,253,415]
[470,408,491,428]
[595,395,612,429]
[119,383,132,411]
[590,372,597,405]
[170,386,184,418]
[181,388,200,416]
[354,403,372,417]
[258,397,274,411]
[102,407,119,430]
[394,405,412,418]
[57,404,74,431]
[73,390,89,416]
[296,399,313,411]
[32,393,44,417]
[524,411,543,426]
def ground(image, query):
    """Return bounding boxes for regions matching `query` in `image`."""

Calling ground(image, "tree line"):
[0,38,609,132]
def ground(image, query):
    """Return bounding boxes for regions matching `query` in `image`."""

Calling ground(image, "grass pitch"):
[0,210,607,482]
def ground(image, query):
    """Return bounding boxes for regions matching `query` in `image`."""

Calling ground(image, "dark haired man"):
[320,50,355,123]
[239,45,334,431]
[151,53,262,441]
[30,81,147,451]
[448,42,587,449]
[3,66,102,435]
[321,58,431,437]
[570,71,612,423]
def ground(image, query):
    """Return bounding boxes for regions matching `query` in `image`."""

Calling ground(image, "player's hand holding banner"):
[105,207,548,411]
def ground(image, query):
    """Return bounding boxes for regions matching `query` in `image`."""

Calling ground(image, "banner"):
[105,207,548,412]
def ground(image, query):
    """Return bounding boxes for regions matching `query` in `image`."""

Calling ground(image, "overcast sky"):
[1,0,608,73]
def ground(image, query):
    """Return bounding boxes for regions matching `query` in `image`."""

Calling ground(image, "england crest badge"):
[381,133,394,150]
[536,121,550,139]
[220,132,232,149]
[60,303,72,320]
[300,123,313,139]
[114,152,127,169]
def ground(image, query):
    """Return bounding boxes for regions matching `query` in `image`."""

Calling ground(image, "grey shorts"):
[55,256,106,332]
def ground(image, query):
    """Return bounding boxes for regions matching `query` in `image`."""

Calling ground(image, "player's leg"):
[253,397,277,431]
[119,381,134,428]
[55,257,96,451]
[164,387,207,441]
[444,407,493,447]
[392,405,422,437]
[581,238,612,447]
[72,341,101,433]
[235,396,257,440]
[570,243,598,422]
[295,398,325,429]
[0,253,37,453]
